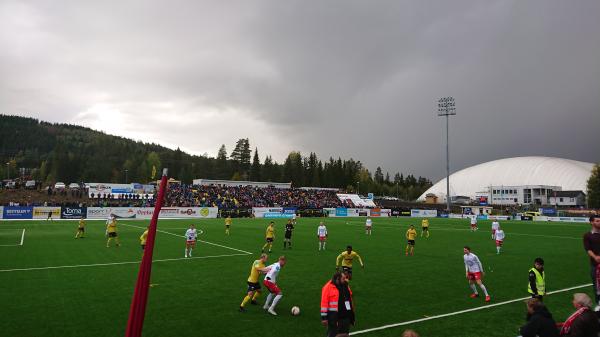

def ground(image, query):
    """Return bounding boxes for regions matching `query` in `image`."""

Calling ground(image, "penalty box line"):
[350,283,592,335]
[0,252,249,273]
[119,223,252,255]
[0,228,26,247]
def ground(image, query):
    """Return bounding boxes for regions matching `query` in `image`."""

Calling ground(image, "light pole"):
[6,162,9,180]
[438,97,456,213]
[125,169,129,184]
[356,181,360,195]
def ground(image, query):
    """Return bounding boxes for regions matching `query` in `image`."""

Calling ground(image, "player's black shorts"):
[226,225,230,228]
[108,232,118,238]
[407,240,415,246]
[266,238,274,243]
[422,227,428,231]
[247,281,261,292]
[78,228,85,232]
[284,233,292,239]
[342,266,353,276]
[141,244,145,250]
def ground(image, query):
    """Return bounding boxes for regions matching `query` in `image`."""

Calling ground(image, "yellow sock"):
[252,291,261,301]
[241,295,251,307]
[268,244,272,251]
[262,243,268,251]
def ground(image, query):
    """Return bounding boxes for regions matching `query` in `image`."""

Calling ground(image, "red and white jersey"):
[317,225,327,237]
[464,253,483,273]
[491,221,500,230]
[494,229,505,241]
[265,262,282,283]
[365,219,372,227]
[470,216,477,225]
[185,228,197,241]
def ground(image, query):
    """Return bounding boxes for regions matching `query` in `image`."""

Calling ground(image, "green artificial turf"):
[0,217,592,337]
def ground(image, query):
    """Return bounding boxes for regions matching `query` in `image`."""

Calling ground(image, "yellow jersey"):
[78,219,85,229]
[225,217,232,226]
[406,228,417,240]
[336,251,364,268]
[247,259,266,283]
[421,219,429,228]
[265,225,275,239]
[140,230,149,245]
[107,220,117,233]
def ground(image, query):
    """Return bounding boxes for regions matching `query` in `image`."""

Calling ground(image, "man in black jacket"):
[519,298,559,337]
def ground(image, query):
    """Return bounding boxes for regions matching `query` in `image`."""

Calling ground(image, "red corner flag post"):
[125,169,169,337]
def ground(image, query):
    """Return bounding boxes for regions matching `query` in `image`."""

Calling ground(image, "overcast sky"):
[1,0,599,181]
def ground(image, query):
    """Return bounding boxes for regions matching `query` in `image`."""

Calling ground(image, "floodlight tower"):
[437,97,456,213]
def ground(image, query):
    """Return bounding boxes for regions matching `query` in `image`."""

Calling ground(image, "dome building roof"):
[418,156,594,201]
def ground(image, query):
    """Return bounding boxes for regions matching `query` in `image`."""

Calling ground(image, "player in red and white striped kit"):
[470,216,478,232]
[491,220,500,239]
[494,227,505,254]
[463,246,491,302]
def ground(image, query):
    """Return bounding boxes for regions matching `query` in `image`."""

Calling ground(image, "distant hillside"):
[0,115,431,199]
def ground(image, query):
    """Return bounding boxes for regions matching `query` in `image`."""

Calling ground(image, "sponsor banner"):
[540,208,557,216]
[533,216,549,222]
[264,212,294,219]
[438,213,449,218]
[136,207,218,219]
[369,208,381,217]
[323,208,336,216]
[3,206,33,219]
[335,208,348,217]
[547,216,589,223]
[282,207,297,215]
[87,183,154,197]
[252,207,283,218]
[477,215,488,220]
[448,213,465,219]
[0,206,2,219]
[488,215,511,221]
[411,209,438,218]
[32,207,61,219]
[61,206,87,219]
[87,207,137,219]
[521,215,533,221]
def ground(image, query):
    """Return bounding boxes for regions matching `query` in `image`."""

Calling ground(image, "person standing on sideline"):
[365,217,372,235]
[463,246,491,302]
[283,219,294,250]
[558,293,600,336]
[317,222,328,251]
[321,271,355,337]
[528,257,546,300]
[406,225,417,256]
[262,256,286,316]
[519,298,559,337]
[421,218,430,238]
[582,215,600,310]
[494,227,505,254]
[491,220,500,239]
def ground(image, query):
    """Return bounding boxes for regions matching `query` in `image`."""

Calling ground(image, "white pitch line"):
[433,227,581,240]
[20,229,25,246]
[350,283,592,335]
[120,223,253,255]
[0,252,249,273]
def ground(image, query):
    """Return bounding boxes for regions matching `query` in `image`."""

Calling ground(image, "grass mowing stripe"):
[0,252,250,273]
[350,283,592,335]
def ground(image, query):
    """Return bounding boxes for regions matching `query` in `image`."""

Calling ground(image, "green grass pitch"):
[0,217,592,337]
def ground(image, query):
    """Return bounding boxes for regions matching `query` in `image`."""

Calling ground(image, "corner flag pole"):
[125,168,169,337]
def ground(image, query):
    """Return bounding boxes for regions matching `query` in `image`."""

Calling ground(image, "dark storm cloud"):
[1,0,599,181]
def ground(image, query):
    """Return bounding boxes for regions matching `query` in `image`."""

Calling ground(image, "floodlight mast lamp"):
[437,97,456,213]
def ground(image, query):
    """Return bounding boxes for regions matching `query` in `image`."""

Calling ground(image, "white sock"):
[185,249,188,256]
[479,284,489,296]
[496,246,500,253]
[319,242,322,250]
[470,284,478,294]
[189,248,193,256]
[264,293,274,307]
[323,242,326,249]
[270,294,283,310]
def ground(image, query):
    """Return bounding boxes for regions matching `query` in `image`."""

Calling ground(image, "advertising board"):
[61,206,87,219]
[32,207,61,219]
[2,206,33,219]
[410,209,438,218]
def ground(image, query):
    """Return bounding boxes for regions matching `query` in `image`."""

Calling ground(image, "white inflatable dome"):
[418,156,594,201]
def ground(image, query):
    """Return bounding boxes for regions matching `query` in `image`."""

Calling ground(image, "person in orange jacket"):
[321,271,355,337]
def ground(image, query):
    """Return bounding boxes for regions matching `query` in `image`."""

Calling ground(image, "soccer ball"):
[291,306,300,316]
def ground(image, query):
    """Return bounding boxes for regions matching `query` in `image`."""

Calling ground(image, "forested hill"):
[0,115,431,199]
